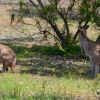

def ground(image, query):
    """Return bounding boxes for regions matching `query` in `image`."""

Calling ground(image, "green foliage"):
[43,4,57,14]
[10,45,81,58]
[79,0,100,25]
[79,1,92,22]
[35,7,40,13]
[36,4,58,23]
[31,46,65,55]
[9,46,31,59]
[91,0,100,26]
[65,45,81,56]
[42,4,58,22]
[19,0,25,10]
[17,0,30,19]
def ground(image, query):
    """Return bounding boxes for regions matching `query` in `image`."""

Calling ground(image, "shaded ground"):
[0,52,91,77]
[17,54,91,77]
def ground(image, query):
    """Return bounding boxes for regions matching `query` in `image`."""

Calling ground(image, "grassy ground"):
[0,45,99,100]
[0,73,100,100]
[0,4,100,100]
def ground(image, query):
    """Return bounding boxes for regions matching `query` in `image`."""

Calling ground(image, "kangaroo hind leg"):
[94,64,99,76]
[3,62,8,73]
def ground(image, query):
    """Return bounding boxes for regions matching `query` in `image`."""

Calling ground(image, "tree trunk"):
[49,22,69,48]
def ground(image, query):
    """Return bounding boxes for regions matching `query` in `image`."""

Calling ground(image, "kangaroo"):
[79,25,100,76]
[0,44,16,73]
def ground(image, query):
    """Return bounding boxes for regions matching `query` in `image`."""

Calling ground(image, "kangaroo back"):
[0,44,16,73]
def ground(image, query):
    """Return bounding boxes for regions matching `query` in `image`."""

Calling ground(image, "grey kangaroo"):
[0,44,16,73]
[79,25,100,76]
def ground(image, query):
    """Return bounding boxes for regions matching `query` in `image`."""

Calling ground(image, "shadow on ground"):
[18,55,91,78]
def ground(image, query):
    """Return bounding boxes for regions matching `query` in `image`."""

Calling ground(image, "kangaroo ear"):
[79,26,82,30]
[85,25,89,30]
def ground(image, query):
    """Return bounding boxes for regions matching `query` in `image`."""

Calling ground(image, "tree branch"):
[72,21,82,43]
[57,10,69,38]
[29,0,37,7]
[37,0,44,9]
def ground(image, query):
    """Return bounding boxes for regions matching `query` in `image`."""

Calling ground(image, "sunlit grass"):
[0,73,100,99]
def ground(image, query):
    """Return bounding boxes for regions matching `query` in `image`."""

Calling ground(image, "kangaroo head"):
[79,25,89,36]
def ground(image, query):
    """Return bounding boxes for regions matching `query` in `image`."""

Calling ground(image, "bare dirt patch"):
[0,4,56,46]
[0,5,19,25]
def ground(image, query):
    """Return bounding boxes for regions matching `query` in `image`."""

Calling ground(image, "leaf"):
[59,46,66,52]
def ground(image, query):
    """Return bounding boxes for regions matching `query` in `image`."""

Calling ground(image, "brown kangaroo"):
[0,44,16,73]
[79,25,100,76]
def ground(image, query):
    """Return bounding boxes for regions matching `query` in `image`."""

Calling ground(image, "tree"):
[18,0,100,48]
